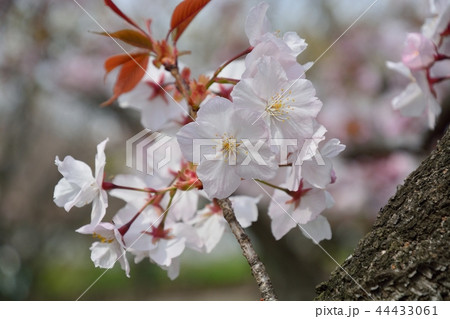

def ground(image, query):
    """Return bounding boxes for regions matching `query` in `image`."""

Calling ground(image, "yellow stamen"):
[93,233,114,243]
[220,134,241,161]
[266,90,294,122]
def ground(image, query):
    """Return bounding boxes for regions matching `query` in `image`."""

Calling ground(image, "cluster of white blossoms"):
[388,0,450,128]
[53,2,344,278]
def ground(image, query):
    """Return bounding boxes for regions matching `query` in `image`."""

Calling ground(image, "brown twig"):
[217,198,278,301]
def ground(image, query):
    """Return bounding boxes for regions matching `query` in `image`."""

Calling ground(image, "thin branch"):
[216,198,278,301]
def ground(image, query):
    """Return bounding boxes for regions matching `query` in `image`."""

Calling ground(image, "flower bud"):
[402,33,436,70]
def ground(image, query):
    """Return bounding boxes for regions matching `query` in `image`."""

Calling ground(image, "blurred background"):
[1,0,449,300]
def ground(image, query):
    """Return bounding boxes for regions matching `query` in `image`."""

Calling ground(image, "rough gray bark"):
[316,128,450,300]
[217,198,278,301]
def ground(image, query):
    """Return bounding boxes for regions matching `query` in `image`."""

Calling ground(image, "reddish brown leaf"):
[169,0,211,42]
[102,53,149,106]
[95,29,153,49]
[104,0,145,33]
[104,54,132,76]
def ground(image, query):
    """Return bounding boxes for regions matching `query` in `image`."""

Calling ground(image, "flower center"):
[266,89,294,121]
[92,233,114,243]
[143,226,174,244]
[285,179,312,209]
[214,133,241,160]
[204,199,223,217]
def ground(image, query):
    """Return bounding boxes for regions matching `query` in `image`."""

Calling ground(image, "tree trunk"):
[316,128,450,301]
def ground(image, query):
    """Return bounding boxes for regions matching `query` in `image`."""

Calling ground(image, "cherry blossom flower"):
[110,173,199,223]
[232,56,322,146]
[422,0,450,43]
[121,207,201,270]
[190,202,226,253]
[191,196,261,253]
[267,178,333,242]
[243,2,309,80]
[76,222,130,277]
[387,0,450,128]
[245,2,272,46]
[177,97,277,199]
[387,61,441,128]
[402,33,437,70]
[292,137,346,189]
[50,0,350,281]
[53,138,108,226]
[118,62,190,134]
[161,257,181,280]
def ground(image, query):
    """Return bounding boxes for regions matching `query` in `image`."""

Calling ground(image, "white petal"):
[176,122,205,162]
[197,214,226,253]
[117,247,131,278]
[90,241,118,269]
[301,159,333,189]
[112,202,140,227]
[162,257,180,280]
[283,32,307,55]
[150,238,186,266]
[299,215,332,244]
[169,190,199,222]
[288,79,322,117]
[245,2,271,46]
[53,178,79,210]
[253,57,289,100]
[141,99,187,132]
[196,97,234,129]
[109,174,148,204]
[426,96,441,129]
[197,160,242,199]
[294,189,328,224]
[320,139,346,158]
[76,224,96,235]
[90,190,108,226]
[325,191,335,208]
[172,223,203,251]
[234,114,277,180]
[55,156,94,186]
[230,195,261,228]
[386,61,411,78]
[392,82,425,115]
[76,222,115,236]
[268,191,297,240]
[94,138,108,186]
[64,183,97,211]
[231,79,266,115]
[122,207,160,251]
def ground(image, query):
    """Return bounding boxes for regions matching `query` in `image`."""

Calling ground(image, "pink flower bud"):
[402,33,436,70]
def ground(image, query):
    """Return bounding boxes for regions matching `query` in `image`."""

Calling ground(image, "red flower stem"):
[102,182,155,193]
[429,76,450,85]
[254,179,291,193]
[159,189,177,227]
[213,77,240,85]
[117,199,153,237]
[206,46,253,89]
[435,53,450,61]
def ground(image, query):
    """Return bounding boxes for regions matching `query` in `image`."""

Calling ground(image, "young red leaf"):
[102,53,149,106]
[169,0,211,42]
[95,29,153,49]
[104,0,145,34]
[104,53,133,77]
